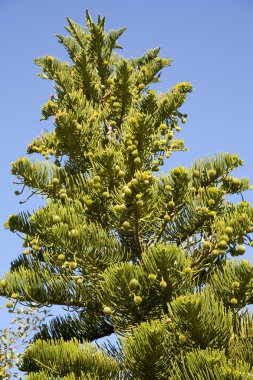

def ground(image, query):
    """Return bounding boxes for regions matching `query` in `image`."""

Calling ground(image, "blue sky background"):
[1,0,253,346]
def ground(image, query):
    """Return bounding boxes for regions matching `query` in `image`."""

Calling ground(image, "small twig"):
[191,249,212,268]
[238,191,245,202]
[19,191,38,204]
[32,358,60,375]
[154,222,167,245]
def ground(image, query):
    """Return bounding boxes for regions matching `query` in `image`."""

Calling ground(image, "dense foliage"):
[1,11,253,379]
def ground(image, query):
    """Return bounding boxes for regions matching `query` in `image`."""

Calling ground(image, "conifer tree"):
[1,11,253,379]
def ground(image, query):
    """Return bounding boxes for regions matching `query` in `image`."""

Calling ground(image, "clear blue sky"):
[1,0,253,331]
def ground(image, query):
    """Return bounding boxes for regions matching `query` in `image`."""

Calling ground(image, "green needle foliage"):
[1,10,253,379]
